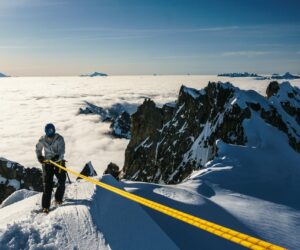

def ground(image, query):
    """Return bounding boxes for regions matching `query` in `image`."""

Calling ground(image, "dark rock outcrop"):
[103,162,120,180]
[0,158,43,204]
[121,81,300,184]
[266,81,280,98]
[77,161,98,180]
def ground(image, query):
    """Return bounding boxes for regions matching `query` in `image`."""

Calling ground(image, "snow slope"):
[186,109,300,249]
[1,169,298,249]
[0,181,107,250]
[0,176,251,250]
[0,176,182,250]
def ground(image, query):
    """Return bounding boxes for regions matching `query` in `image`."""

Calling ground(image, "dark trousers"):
[42,162,66,209]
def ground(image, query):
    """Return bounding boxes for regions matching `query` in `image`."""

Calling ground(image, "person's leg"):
[54,163,66,202]
[42,163,54,209]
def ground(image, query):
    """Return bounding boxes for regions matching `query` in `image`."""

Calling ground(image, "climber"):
[36,123,66,213]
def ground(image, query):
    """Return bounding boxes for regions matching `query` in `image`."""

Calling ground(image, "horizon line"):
[1,72,299,78]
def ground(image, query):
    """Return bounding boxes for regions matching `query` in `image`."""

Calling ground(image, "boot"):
[42,208,49,214]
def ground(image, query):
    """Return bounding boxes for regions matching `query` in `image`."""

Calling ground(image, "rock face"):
[266,81,280,98]
[0,158,43,204]
[110,111,131,139]
[103,162,120,180]
[79,102,131,139]
[121,81,300,184]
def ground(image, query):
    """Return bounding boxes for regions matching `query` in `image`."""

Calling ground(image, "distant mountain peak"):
[271,72,300,80]
[218,72,260,77]
[0,72,9,77]
[80,72,108,77]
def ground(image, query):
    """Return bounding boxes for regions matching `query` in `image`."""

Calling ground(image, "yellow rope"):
[46,160,286,250]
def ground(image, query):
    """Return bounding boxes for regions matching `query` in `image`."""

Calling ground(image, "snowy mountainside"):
[187,124,300,248]
[122,81,300,184]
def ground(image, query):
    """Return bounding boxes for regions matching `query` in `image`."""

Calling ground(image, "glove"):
[38,155,45,164]
[51,155,60,162]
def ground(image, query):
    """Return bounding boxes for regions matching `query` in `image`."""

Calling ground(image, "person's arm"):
[36,137,45,163]
[57,136,65,161]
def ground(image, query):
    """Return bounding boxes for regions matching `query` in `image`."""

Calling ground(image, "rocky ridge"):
[120,81,300,184]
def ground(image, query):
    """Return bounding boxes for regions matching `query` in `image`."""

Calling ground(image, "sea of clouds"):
[1,75,299,176]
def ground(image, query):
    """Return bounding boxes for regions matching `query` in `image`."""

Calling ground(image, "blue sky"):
[0,0,300,76]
